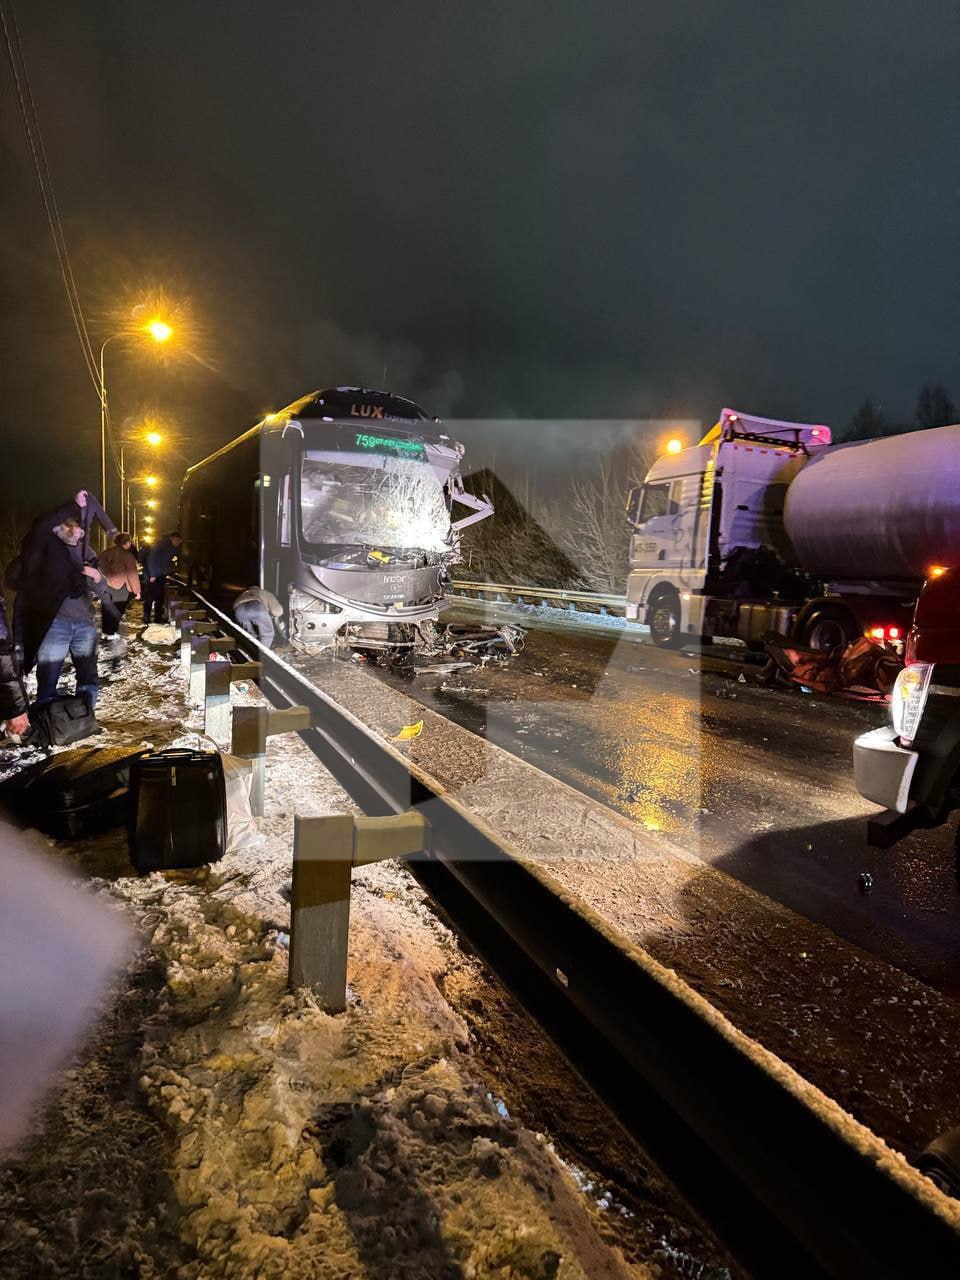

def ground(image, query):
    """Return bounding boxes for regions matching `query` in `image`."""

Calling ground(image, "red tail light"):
[867,624,903,643]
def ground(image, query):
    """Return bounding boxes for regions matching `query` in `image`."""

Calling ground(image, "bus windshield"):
[300,452,451,554]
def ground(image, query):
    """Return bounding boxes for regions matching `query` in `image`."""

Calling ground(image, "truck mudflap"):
[866,805,931,849]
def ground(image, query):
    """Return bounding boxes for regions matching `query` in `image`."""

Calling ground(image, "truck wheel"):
[649,590,681,649]
[797,605,857,653]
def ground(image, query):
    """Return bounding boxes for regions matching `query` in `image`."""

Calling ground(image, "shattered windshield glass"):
[300,453,451,554]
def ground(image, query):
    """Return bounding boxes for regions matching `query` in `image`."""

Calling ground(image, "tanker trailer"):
[625,410,959,650]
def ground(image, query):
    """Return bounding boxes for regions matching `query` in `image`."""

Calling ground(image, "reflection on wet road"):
[377,609,960,993]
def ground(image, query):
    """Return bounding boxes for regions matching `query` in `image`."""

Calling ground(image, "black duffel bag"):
[1,743,148,839]
[128,748,227,875]
[24,694,100,748]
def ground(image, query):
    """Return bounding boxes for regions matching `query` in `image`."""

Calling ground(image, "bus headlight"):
[890,663,934,746]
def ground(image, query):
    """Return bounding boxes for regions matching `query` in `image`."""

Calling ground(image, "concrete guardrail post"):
[231,704,312,815]
[187,631,236,690]
[202,659,263,742]
[189,637,212,703]
[179,618,215,672]
[289,812,429,1012]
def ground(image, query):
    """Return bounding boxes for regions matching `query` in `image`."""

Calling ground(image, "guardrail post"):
[179,620,227,663]
[231,704,311,815]
[203,659,231,739]
[169,605,208,628]
[179,618,213,673]
[185,629,235,683]
[289,812,429,1011]
[189,637,212,702]
[202,659,263,742]
[179,623,198,674]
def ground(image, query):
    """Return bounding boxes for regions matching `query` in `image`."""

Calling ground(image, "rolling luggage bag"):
[128,748,227,874]
[0,744,148,839]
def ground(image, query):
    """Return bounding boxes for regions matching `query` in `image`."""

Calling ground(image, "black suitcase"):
[0,744,148,839]
[128,748,227,874]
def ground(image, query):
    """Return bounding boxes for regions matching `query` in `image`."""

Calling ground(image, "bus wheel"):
[649,590,681,649]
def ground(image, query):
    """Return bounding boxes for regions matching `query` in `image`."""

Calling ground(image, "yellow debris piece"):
[393,719,424,741]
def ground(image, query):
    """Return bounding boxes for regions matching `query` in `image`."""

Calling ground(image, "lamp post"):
[99,336,121,511]
[98,316,173,512]
[119,428,164,532]
[130,476,159,548]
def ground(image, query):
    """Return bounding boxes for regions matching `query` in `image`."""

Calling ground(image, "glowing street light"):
[146,319,173,344]
[665,437,684,455]
[120,423,167,528]
[99,304,177,513]
[146,498,157,510]
[145,475,158,488]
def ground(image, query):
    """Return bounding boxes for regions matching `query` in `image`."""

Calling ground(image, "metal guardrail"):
[173,582,960,1279]
[449,579,628,616]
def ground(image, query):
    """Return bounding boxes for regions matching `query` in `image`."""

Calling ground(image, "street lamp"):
[119,424,164,530]
[99,313,174,511]
[147,320,172,344]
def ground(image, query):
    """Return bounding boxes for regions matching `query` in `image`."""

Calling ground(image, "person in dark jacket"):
[142,531,182,624]
[19,516,104,707]
[9,490,116,650]
[0,595,28,737]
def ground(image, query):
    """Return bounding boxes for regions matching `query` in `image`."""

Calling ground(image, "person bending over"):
[233,586,284,649]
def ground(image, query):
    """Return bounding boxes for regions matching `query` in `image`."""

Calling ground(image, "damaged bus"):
[180,387,495,654]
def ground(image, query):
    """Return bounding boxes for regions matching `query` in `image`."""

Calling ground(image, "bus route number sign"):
[354,433,425,458]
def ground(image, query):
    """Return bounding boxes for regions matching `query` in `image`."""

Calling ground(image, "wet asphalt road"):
[375,606,960,995]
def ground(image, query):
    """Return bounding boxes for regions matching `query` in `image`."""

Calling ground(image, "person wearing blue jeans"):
[20,516,104,710]
[35,615,100,708]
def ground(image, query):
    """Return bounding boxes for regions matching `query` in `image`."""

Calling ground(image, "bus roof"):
[183,388,455,480]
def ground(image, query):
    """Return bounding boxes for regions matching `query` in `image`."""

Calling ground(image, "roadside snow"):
[0,619,706,1279]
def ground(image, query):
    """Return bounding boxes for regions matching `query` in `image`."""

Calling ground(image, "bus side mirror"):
[626,486,642,527]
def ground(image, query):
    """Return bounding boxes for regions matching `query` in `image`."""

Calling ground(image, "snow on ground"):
[0,619,719,1279]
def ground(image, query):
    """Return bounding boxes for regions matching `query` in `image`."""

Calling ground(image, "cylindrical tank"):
[783,424,960,581]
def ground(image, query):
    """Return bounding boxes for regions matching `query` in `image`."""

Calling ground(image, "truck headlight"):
[890,663,934,745]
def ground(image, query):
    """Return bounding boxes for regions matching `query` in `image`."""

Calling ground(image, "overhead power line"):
[0,0,101,397]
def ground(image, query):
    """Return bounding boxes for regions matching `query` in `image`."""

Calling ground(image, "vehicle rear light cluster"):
[867,624,901,642]
[890,662,934,745]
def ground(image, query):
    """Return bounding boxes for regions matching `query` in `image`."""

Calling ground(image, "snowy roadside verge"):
[0,625,729,1279]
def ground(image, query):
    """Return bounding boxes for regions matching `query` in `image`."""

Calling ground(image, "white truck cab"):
[626,410,832,647]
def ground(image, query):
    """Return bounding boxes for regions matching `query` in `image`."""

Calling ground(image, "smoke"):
[277,318,466,419]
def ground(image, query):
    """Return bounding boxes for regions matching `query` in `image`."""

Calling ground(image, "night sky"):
[1,0,957,524]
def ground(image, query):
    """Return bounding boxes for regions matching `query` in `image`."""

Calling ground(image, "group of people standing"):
[0,488,182,737]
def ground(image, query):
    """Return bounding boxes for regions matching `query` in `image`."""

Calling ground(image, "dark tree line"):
[844,383,956,441]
